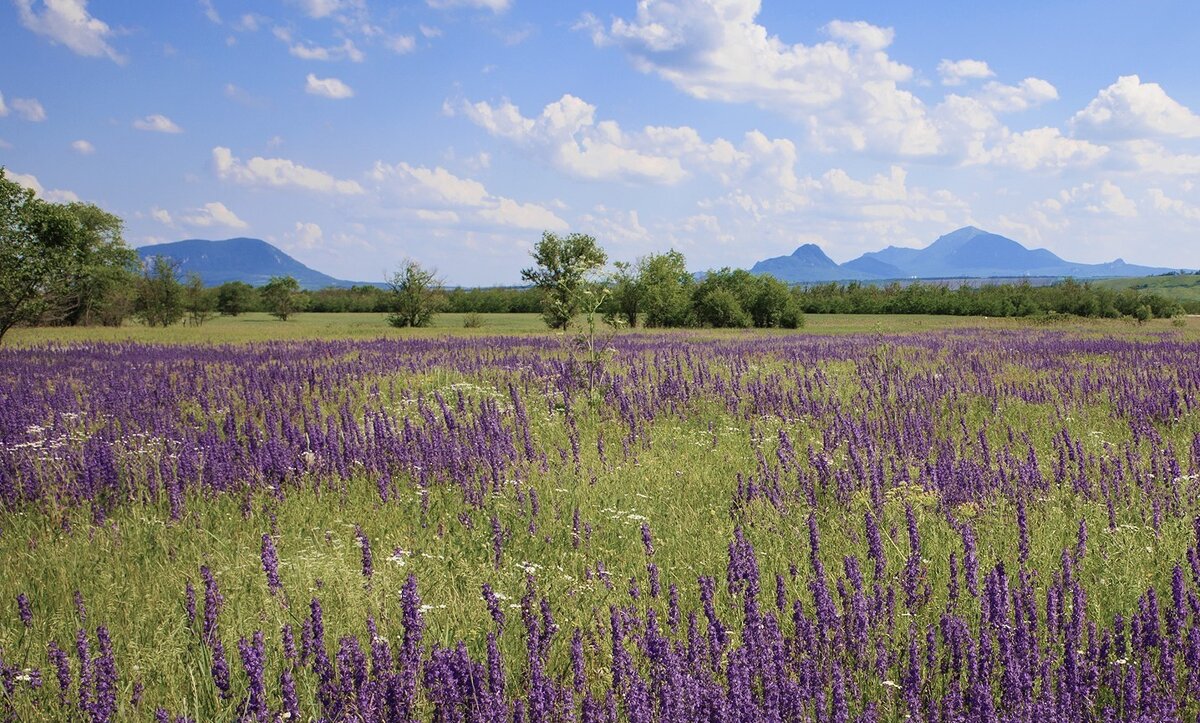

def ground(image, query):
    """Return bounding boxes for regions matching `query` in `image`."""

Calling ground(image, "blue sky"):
[2,0,1199,285]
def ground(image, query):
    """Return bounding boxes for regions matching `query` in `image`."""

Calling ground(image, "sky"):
[2,0,1199,286]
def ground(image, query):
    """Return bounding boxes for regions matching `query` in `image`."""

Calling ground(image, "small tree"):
[386,260,444,328]
[183,273,217,326]
[133,256,185,327]
[216,281,256,316]
[521,231,607,330]
[261,276,306,321]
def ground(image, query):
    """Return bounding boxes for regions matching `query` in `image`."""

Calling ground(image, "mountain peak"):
[790,243,837,267]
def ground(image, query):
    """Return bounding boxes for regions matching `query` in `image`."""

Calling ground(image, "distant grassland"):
[1096,273,1200,309]
[7,310,1200,346]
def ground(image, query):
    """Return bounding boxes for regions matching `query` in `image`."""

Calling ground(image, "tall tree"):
[183,273,217,326]
[216,281,256,316]
[0,168,137,343]
[133,256,185,327]
[639,249,695,328]
[521,231,607,330]
[260,276,306,321]
[386,260,444,328]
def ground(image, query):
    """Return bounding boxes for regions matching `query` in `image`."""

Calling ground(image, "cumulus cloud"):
[291,222,324,249]
[457,93,801,187]
[0,92,6,117]
[985,128,1109,171]
[977,78,1058,113]
[150,207,173,225]
[1072,75,1200,140]
[212,146,365,194]
[71,139,95,155]
[1148,189,1200,221]
[14,0,125,63]
[181,201,248,229]
[12,97,47,122]
[305,74,354,99]
[1050,180,1139,218]
[426,0,510,12]
[582,1,938,155]
[938,59,994,86]
[133,114,183,133]
[370,161,567,231]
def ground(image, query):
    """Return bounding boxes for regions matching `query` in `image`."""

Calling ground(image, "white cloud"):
[370,161,568,231]
[977,78,1058,113]
[12,97,47,122]
[199,0,220,23]
[1072,75,1200,140]
[233,14,261,32]
[213,146,365,194]
[458,93,801,187]
[305,74,355,99]
[150,207,173,225]
[419,24,442,38]
[286,37,364,62]
[71,139,95,155]
[387,35,416,54]
[1148,189,1200,221]
[133,114,183,133]
[938,59,993,86]
[985,127,1109,171]
[1052,180,1139,218]
[584,2,938,155]
[181,201,249,229]
[1122,140,1200,176]
[426,0,510,12]
[0,91,8,117]
[7,171,80,202]
[291,222,324,249]
[14,0,125,63]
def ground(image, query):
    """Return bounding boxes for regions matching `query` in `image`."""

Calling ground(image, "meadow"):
[2,314,1200,721]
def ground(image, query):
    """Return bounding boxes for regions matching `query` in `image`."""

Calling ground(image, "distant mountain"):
[136,238,369,290]
[750,226,1178,283]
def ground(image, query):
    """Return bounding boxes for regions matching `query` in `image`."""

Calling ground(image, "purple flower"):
[16,593,32,628]
[260,534,282,595]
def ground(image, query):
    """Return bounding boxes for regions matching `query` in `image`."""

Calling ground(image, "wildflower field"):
[3,322,1200,721]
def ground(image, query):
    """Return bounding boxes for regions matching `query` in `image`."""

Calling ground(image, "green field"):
[7,310,1200,346]
[1096,273,1200,309]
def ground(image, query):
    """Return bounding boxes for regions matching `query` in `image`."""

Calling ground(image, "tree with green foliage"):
[387,260,444,328]
[216,281,256,316]
[521,231,608,330]
[261,275,306,321]
[640,250,695,328]
[605,260,644,328]
[1,168,139,342]
[133,256,185,327]
[183,273,216,326]
[692,268,757,328]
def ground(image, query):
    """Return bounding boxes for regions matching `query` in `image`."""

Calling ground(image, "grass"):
[5,310,1200,347]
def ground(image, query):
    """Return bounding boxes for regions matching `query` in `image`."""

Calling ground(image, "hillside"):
[136,238,362,290]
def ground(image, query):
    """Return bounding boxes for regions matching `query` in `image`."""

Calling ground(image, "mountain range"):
[138,228,1179,290]
[750,226,1176,282]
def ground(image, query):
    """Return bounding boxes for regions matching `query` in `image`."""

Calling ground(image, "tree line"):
[0,167,1184,343]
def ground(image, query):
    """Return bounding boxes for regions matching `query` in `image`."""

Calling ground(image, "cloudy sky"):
[2,0,1199,284]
